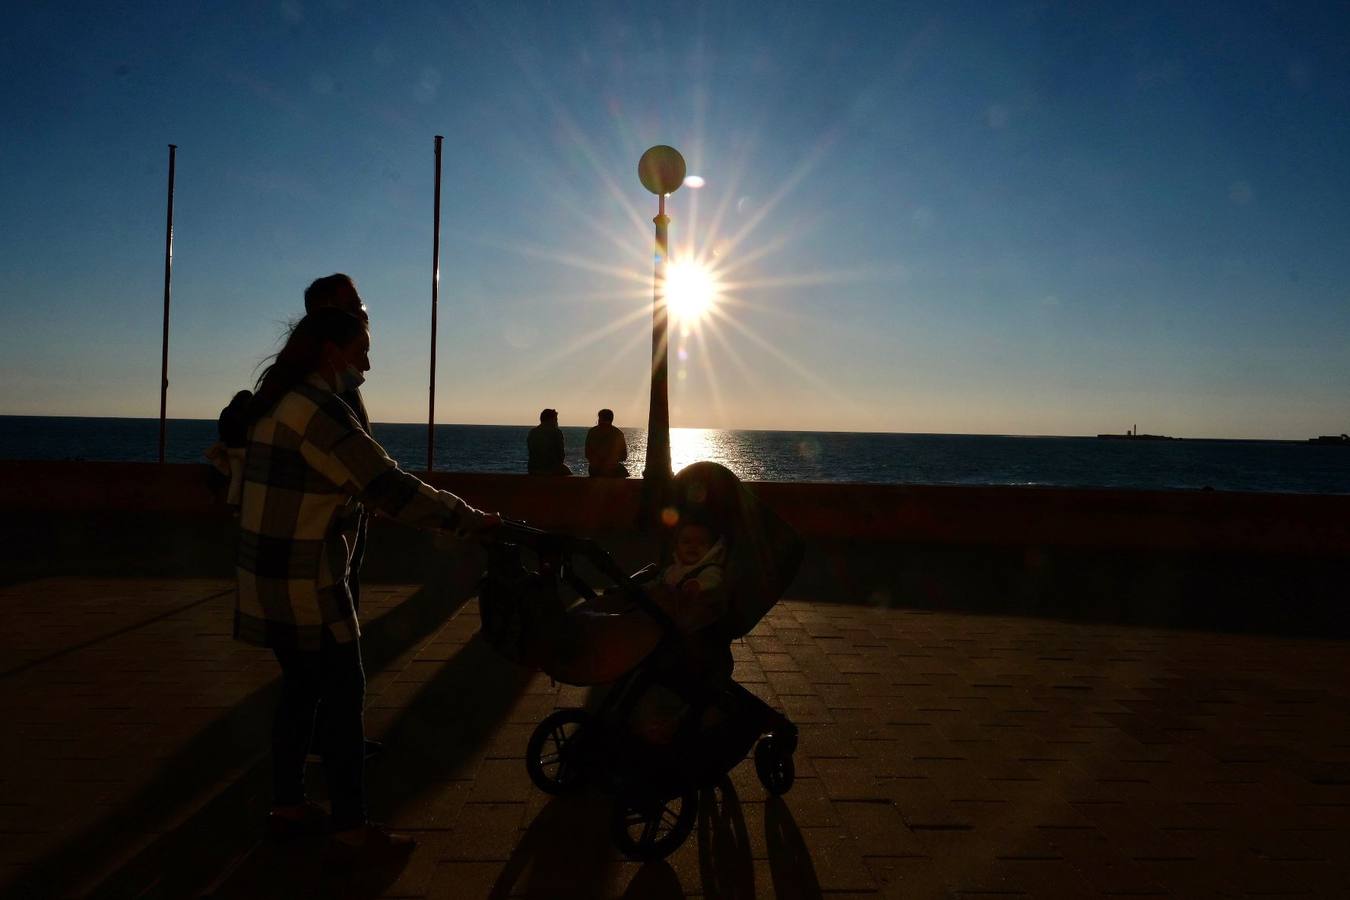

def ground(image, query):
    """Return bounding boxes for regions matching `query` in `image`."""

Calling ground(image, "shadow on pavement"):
[696,779,756,899]
[487,793,621,899]
[200,833,411,900]
[209,630,532,898]
[765,795,822,900]
[483,777,818,899]
[11,550,484,900]
[19,521,822,898]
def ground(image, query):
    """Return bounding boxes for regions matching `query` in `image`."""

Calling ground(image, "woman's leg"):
[317,630,367,831]
[272,645,321,808]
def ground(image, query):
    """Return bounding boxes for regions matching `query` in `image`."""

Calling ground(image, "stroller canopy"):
[667,462,803,641]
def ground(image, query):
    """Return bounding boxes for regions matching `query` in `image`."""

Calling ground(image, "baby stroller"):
[478,462,804,860]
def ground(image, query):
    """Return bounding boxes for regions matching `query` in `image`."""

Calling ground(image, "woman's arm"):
[299,399,488,535]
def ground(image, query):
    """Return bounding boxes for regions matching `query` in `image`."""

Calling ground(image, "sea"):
[2,416,1349,495]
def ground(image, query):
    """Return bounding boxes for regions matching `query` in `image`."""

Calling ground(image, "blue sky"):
[2,1,1347,438]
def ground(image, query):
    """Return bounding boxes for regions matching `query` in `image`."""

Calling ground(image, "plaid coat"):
[235,374,483,650]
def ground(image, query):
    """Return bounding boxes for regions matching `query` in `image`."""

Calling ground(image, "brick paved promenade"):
[3,575,1349,898]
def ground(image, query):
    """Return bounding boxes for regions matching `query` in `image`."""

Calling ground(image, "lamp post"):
[638,145,685,521]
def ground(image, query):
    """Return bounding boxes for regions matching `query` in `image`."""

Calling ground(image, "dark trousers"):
[349,516,366,613]
[272,630,367,830]
[311,522,365,760]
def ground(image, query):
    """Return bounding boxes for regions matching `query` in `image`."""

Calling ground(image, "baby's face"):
[675,524,713,565]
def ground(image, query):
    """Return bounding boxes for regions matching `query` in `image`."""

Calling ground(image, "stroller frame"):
[486,519,799,861]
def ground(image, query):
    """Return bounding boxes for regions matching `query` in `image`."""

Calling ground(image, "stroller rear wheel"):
[526,708,592,795]
[610,783,698,861]
[754,737,795,795]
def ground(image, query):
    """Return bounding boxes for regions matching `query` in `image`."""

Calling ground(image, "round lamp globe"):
[638,145,686,196]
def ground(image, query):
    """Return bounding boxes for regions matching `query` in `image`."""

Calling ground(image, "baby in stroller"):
[477,462,803,860]
[628,515,732,744]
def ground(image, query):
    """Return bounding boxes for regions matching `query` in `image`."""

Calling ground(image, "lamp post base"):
[637,469,673,532]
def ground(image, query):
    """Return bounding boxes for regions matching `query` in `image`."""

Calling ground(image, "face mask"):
[336,364,365,393]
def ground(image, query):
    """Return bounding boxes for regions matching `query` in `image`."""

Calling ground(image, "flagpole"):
[157,144,177,463]
[428,135,443,472]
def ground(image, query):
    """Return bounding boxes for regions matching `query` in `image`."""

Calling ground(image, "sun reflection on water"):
[669,427,762,479]
[624,426,822,482]
[670,427,717,474]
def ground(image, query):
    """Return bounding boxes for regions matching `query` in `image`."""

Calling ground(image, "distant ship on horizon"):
[1097,424,1179,441]
[1308,433,1349,446]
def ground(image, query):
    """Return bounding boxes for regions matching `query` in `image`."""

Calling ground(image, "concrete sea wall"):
[2,460,1347,635]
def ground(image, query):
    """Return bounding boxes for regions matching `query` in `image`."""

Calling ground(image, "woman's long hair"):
[248,308,368,422]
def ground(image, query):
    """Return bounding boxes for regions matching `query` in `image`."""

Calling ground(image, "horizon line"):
[0,412,1333,444]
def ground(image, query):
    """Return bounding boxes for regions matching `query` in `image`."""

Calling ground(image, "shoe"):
[267,801,330,840]
[325,823,417,868]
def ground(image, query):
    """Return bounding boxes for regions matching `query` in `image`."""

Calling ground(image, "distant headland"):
[1097,425,1178,441]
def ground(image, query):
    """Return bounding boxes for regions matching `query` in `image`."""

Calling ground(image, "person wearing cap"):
[526,408,571,475]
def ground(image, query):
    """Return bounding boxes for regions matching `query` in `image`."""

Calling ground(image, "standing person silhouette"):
[237,307,498,865]
[584,408,629,477]
[302,275,383,765]
[304,275,371,610]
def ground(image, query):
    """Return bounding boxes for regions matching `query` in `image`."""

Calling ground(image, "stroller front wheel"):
[754,737,796,795]
[526,708,592,795]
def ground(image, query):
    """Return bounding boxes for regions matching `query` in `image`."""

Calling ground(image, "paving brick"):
[375,780,471,830]
[794,729,860,765]
[465,759,535,804]
[766,669,818,696]
[813,757,894,802]
[790,826,877,892]
[865,856,954,898]
[778,695,835,724]
[481,723,535,760]
[757,652,801,672]
[772,779,841,828]
[835,800,926,857]
[441,802,527,861]
[427,860,509,898]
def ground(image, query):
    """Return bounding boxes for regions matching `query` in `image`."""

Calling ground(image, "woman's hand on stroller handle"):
[488,516,546,544]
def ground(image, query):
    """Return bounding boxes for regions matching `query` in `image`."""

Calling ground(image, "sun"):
[664,259,720,327]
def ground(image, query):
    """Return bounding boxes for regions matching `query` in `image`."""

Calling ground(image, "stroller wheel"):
[610,783,698,861]
[755,737,796,795]
[526,708,592,795]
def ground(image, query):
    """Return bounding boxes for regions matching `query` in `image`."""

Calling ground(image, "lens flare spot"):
[683,175,705,188]
[660,506,680,527]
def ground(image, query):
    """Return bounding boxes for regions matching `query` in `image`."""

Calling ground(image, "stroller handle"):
[486,517,678,634]
[489,517,635,589]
